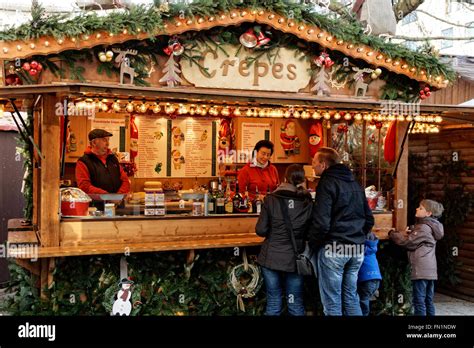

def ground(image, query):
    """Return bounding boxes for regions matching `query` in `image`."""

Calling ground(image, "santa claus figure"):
[280,120,300,156]
[309,122,323,158]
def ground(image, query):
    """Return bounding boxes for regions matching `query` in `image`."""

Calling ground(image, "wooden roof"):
[0,10,449,89]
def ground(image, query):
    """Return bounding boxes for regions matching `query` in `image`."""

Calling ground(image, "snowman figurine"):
[112,278,134,316]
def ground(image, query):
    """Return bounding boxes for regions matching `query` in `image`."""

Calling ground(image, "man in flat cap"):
[75,129,130,195]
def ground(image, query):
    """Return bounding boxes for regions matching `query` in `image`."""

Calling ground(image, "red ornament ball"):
[22,62,31,71]
[29,68,38,76]
[30,61,38,70]
[424,87,430,92]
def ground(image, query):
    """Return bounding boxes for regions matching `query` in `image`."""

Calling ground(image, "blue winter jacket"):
[358,238,382,282]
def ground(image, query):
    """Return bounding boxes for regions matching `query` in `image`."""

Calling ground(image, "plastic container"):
[104,203,115,217]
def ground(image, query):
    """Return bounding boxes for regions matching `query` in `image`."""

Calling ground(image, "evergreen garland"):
[0,0,455,82]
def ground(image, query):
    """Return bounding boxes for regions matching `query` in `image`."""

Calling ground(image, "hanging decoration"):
[309,122,323,158]
[419,86,431,100]
[371,68,382,80]
[228,250,262,312]
[112,278,134,316]
[163,36,184,56]
[337,124,349,133]
[112,48,138,85]
[5,65,22,86]
[98,50,114,63]
[239,26,271,49]
[22,60,43,78]
[313,52,334,69]
[130,115,139,160]
[159,55,182,87]
[384,121,397,164]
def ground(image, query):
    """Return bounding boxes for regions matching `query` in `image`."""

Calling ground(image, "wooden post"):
[40,94,60,247]
[361,121,367,187]
[39,94,60,298]
[0,59,5,86]
[394,122,409,231]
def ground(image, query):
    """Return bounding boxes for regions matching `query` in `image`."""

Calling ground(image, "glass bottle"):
[254,186,262,214]
[233,180,242,213]
[216,180,225,214]
[225,185,234,214]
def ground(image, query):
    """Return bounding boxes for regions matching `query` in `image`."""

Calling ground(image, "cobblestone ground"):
[1,288,473,316]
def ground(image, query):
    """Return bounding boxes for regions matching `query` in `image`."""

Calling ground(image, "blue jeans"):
[357,280,380,316]
[260,266,304,316]
[317,245,364,316]
[412,279,435,316]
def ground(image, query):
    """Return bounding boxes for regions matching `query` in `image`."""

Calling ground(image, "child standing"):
[357,231,382,316]
[389,199,444,316]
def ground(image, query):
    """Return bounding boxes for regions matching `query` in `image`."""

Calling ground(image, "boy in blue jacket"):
[357,231,382,316]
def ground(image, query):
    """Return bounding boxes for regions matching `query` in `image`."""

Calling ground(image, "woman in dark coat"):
[256,164,313,316]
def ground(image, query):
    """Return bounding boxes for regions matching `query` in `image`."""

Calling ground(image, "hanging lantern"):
[126,101,134,113]
[239,29,258,48]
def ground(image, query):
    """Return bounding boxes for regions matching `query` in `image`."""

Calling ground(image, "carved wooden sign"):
[181,45,311,92]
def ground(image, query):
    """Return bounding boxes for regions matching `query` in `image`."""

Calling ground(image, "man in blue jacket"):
[310,147,374,316]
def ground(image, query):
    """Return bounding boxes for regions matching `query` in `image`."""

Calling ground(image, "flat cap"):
[88,129,113,141]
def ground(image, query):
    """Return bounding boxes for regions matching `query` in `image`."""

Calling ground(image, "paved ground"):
[1,288,473,315]
[434,292,474,315]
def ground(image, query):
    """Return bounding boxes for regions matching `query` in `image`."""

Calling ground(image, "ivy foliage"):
[0,0,455,82]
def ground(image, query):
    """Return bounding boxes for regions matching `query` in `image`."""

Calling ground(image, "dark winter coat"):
[358,233,382,282]
[389,217,444,280]
[309,163,374,249]
[256,183,313,272]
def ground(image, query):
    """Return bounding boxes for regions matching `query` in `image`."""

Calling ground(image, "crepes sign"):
[181,45,311,92]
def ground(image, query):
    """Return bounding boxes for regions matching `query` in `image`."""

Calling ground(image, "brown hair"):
[420,199,444,218]
[285,164,306,186]
[316,147,340,167]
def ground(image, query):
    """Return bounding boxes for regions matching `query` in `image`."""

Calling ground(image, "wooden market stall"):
[0,2,459,291]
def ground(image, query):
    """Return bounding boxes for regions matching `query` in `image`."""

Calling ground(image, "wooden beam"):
[394,122,409,231]
[39,94,60,247]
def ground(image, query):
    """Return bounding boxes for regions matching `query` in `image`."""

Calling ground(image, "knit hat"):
[420,199,444,218]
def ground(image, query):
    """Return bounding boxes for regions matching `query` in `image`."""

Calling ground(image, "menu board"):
[135,116,216,178]
[241,122,272,162]
[135,116,168,178]
[91,118,126,153]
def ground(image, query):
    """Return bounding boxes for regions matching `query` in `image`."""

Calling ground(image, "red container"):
[61,201,89,216]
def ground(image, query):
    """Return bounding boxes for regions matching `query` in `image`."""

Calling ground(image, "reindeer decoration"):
[113,48,138,85]
[352,67,374,98]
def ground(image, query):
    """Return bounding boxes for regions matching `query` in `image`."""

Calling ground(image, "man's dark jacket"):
[256,183,313,272]
[309,163,374,249]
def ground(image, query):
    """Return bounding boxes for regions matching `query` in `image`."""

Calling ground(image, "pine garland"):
[0,0,455,82]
